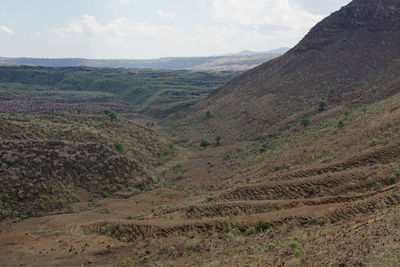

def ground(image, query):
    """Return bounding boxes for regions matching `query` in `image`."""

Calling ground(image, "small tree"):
[337,120,345,128]
[205,111,212,119]
[300,118,310,129]
[319,101,327,112]
[200,140,211,149]
[215,136,222,146]
[104,110,117,120]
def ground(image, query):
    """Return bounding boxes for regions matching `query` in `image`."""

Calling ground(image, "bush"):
[268,243,277,250]
[138,252,150,262]
[113,142,124,152]
[319,101,327,111]
[307,217,324,225]
[255,219,270,233]
[205,110,212,118]
[103,110,117,120]
[337,120,345,128]
[300,118,310,129]
[388,175,398,185]
[200,140,211,149]
[215,136,222,146]
[245,227,257,235]
[120,258,134,267]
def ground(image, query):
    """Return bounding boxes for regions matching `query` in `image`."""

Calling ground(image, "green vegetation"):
[200,140,211,149]
[138,252,150,262]
[319,101,327,111]
[113,142,124,152]
[0,66,239,118]
[215,135,222,146]
[97,207,112,214]
[205,110,213,119]
[120,258,134,267]
[104,110,117,120]
[307,217,325,225]
[255,219,270,232]
[301,118,310,129]
[337,120,345,128]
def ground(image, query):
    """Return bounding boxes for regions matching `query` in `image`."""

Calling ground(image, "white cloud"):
[43,15,190,58]
[156,10,176,19]
[0,25,14,36]
[38,0,332,59]
[211,0,324,31]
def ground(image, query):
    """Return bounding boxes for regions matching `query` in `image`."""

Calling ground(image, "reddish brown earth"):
[1,89,400,266]
[2,0,400,266]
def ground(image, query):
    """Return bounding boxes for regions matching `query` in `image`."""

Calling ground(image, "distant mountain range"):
[220,47,290,56]
[0,48,289,71]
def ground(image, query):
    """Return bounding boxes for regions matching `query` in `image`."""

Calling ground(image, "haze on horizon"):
[0,0,351,59]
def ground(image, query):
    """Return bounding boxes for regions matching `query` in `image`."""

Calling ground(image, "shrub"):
[103,110,117,120]
[205,110,212,118]
[120,258,134,267]
[337,120,345,128]
[138,252,150,262]
[215,136,222,146]
[300,118,310,129]
[168,143,175,150]
[290,240,298,250]
[307,217,324,225]
[97,207,111,214]
[125,214,134,220]
[319,101,327,111]
[113,142,124,152]
[388,175,398,185]
[375,183,383,191]
[259,140,272,152]
[245,227,257,235]
[145,121,155,129]
[268,243,277,250]
[200,140,211,149]
[255,219,270,233]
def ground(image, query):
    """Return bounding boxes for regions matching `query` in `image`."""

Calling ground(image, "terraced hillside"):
[2,0,400,266]
[1,88,400,266]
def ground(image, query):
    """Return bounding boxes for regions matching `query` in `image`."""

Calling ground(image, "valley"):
[1,0,400,266]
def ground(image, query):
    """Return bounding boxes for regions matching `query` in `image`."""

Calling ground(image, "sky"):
[0,0,352,59]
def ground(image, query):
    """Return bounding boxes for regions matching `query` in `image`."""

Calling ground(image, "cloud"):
[0,25,14,36]
[43,15,190,58]
[156,10,176,19]
[38,0,335,59]
[211,0,324,32]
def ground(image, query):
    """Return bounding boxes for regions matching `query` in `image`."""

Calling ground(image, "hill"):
[169,0,400,141]
[0,111,174,219]
[3,0,400,266]
[0,52,282,71]
[0,66,238,118]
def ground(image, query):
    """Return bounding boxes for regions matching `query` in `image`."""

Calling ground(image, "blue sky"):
[0,0,351,59]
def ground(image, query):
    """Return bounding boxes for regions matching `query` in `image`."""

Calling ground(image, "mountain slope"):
[175,0,400,140]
